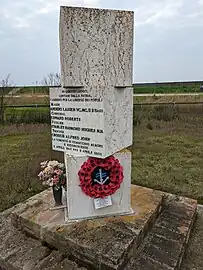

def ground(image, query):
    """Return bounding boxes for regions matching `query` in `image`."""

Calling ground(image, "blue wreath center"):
[91,167,111,186]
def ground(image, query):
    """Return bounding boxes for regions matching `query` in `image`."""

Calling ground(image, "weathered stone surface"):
[0,215,43,270]
[57,6,134,158]
[0,215,86,270]
[142,234,182,268]
[181,205,203,270]
[10,245,49,270]
[60,6,133,89]
[126,254,172,270]
[50,258,86,270]
[35,250,64,270]
[10,185,163,270]
[2,187,197,270]
[127,195,197,270]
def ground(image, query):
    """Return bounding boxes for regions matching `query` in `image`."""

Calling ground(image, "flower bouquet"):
[38,160,66,206]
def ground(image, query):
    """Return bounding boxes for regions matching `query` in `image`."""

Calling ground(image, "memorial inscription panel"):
[50,87,105,157]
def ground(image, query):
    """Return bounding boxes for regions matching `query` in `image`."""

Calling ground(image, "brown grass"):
[134,94,203,104]
[7,94,49,105]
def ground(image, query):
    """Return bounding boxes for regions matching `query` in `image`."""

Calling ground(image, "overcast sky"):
[0,0,203,85]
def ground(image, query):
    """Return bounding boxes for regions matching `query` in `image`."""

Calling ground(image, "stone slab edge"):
[5,186,197,270]
[7,186,164,270]
[8,197,163,270]
[128,194,197,270]
[155,192,198,269]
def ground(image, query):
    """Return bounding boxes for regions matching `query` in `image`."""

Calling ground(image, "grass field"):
[0,124,63,212]
[1,82,203,98]
[4,107,50,124]
[6,95,49,105]
[18,86,49,95]
[134,83,202,94]
[134,94,203,104]
[3,92,203,115]
[1,104,203,212]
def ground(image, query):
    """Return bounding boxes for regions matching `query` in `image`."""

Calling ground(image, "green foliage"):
[4,107,50,124]
[133,84,201,94]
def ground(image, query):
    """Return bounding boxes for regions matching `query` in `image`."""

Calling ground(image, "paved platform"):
[0,185,197,270]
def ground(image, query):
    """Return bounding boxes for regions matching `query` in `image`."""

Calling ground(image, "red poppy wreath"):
[78,156,124,198]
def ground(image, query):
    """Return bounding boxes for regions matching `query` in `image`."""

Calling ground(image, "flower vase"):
[52,186,62,206]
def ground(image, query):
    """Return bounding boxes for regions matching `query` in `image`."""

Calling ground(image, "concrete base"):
[9,185,163,269]
[5,185,197,270]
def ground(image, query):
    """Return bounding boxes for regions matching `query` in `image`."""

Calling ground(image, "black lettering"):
[81,128,95,133]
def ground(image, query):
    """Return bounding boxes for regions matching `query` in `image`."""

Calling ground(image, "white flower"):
[40,160,48,169]
[58,163,65,170]
[48,160,59,167]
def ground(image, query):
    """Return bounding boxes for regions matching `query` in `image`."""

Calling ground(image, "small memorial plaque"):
[94,196,112,210]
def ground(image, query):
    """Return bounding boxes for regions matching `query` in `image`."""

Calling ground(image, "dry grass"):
[134,94,203,104]
[7,93,203,106]
[7,94,49,105]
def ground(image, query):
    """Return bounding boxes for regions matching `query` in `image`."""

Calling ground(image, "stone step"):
[5,185,197,270]
[126,195,197,270]
[0,215,86,270]
[9,185,164,270]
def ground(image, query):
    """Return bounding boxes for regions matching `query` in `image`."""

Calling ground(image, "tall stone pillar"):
[50,6,134,221]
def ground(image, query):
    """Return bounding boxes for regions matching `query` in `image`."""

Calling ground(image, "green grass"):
[131,104,203,202]
[0,104,203,212]
[2,83,202,99]
[133,84,202,94]
[132,129,203,202]
[0,124,63,212]
[4,107,50,124]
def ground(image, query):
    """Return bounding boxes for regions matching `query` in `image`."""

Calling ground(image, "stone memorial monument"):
[2,7,197,270]
[50,6,134,221]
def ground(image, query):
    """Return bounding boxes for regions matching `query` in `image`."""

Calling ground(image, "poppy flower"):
[78,156,124,198]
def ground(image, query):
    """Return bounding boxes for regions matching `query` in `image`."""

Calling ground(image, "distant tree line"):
[0,72,60,124]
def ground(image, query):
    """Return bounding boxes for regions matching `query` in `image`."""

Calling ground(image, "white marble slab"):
[64,149,132,221]
[50,86,133,158]
[59,6,134,89]
[52,6,134,157]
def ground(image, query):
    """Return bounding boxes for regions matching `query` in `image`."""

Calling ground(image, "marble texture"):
[104,86,133,157]
[59,6,134,89]
[56,6,134,157]
[64,149,132,221]
[50,86,133,158]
